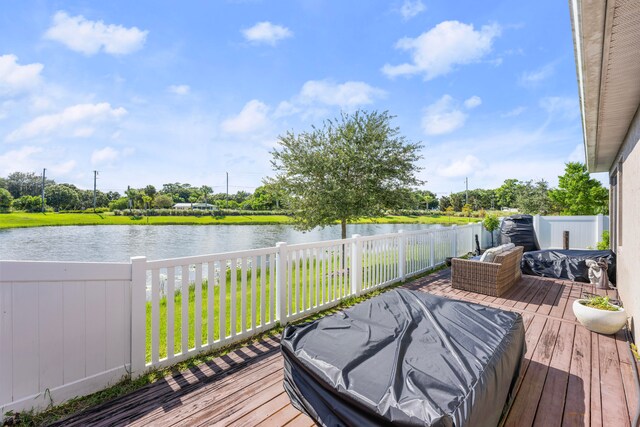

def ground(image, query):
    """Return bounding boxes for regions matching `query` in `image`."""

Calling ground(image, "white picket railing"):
[0,215,607,415]
[136,223,484,373]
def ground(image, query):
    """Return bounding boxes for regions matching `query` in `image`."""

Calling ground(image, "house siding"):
[613,104,640,343]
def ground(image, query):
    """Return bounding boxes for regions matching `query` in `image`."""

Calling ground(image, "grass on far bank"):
[0,212,480,229]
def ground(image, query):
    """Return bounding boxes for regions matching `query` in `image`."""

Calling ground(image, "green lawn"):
[145,260,352,362]
[0,212,479,229]
[144,245,437,362]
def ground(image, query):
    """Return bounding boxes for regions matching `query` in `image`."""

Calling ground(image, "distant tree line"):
[0,162,608,216]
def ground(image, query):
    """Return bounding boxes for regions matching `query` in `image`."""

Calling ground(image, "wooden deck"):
[52,271,639,426]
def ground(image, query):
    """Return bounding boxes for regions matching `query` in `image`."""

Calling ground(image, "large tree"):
[495,178,521,209]
[270,110,423,239]
[515,179,554,215]
[549,162,608,215]
[45,184,79,211]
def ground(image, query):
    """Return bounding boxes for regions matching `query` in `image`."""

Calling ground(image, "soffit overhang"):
[570,0,640,172]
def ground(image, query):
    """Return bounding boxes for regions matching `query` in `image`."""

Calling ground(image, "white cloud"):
[539,96,579,120]
[422,94,480,135]
[91,146,119,165]
[0,54,43,96]
[463,96,482,109]
[568,143,585,163]
[242,22,293,46]
[438,155,482,177]
[382,21,501,80]
[6,102,127,142]
[399,0,426,20]
[44,11,148,55]
[0,146,43,173]
[50,160,76,175]
[501,106,526,118]
[519,63,555,86]
[221,100,271,134]
[168,84,190,95]
[299,80,386,108]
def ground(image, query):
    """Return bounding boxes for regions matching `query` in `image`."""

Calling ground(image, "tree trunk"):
[341,219,347,240]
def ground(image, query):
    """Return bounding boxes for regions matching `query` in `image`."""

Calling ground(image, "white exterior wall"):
[613,106,640,343]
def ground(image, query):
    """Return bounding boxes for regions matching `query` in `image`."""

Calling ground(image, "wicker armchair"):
[451,246,524,297]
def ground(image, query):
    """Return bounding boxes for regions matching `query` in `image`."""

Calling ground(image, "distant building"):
[172,203,217,211]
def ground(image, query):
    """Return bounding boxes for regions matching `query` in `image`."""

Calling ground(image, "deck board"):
[51,273,638,427]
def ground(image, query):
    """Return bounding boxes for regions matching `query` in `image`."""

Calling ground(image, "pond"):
[0,223,448,262]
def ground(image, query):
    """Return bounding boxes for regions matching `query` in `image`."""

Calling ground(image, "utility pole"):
[465,177,469,205]
[226,172,229,208]
[93,171,99,211]
[41,168,46,213]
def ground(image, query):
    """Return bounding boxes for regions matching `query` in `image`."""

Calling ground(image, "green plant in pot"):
[573,295,627,334]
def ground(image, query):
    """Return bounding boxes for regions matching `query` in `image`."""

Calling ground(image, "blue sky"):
[0,0,603,197]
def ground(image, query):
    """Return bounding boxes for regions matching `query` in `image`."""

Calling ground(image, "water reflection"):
[0,223,445,262]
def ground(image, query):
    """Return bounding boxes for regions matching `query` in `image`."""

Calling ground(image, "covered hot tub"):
[281,289,526,427]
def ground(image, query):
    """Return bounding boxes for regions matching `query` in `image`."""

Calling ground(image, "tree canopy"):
[269,110,423,238]
[549,162,609,215]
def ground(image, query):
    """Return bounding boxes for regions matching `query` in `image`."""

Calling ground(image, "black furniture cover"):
[521,249,616,284]
[499,214,541,252]
[281,289,526,427]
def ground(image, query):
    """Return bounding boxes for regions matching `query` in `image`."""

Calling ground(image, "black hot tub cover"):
[281,289,525,427]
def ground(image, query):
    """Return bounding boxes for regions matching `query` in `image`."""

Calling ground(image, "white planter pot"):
[573,299,628,335]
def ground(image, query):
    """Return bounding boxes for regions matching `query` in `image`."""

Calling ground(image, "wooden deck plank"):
[258,403,305,426]
[532,321,575,427]
[590,333,603,427]
[285,413,316,426]
[232,391,292,427]
[504,319,561,427]
[548,280,572,319]
[562,324,591,427]
[128,366,284,427]
[535,281,562,316]
[49,273,637,427]
[522,278,552,312]
[616,330,640,420]
[184,371,284,426]
[598,333,631,427]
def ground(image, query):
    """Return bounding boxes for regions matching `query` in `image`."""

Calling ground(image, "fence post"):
[451,225,458,257]
[533,214,541,238]
[398,230,406,282]
[130,256,147,379]
[351,235,363,295]
[275,242,288,325]
[595,214,604,245]
[429,230,435,268]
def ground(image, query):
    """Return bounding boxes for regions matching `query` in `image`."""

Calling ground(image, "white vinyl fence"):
[0,215,607,414]
[533,214,608,249]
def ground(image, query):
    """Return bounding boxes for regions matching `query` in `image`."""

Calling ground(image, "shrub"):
[14,195,43,212]
[597,230,610,250]
[0,188,13,212]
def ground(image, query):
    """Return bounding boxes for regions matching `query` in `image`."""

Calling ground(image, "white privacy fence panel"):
[533,214,608,249]
[0,221,499,415]
[0,261,132,415]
